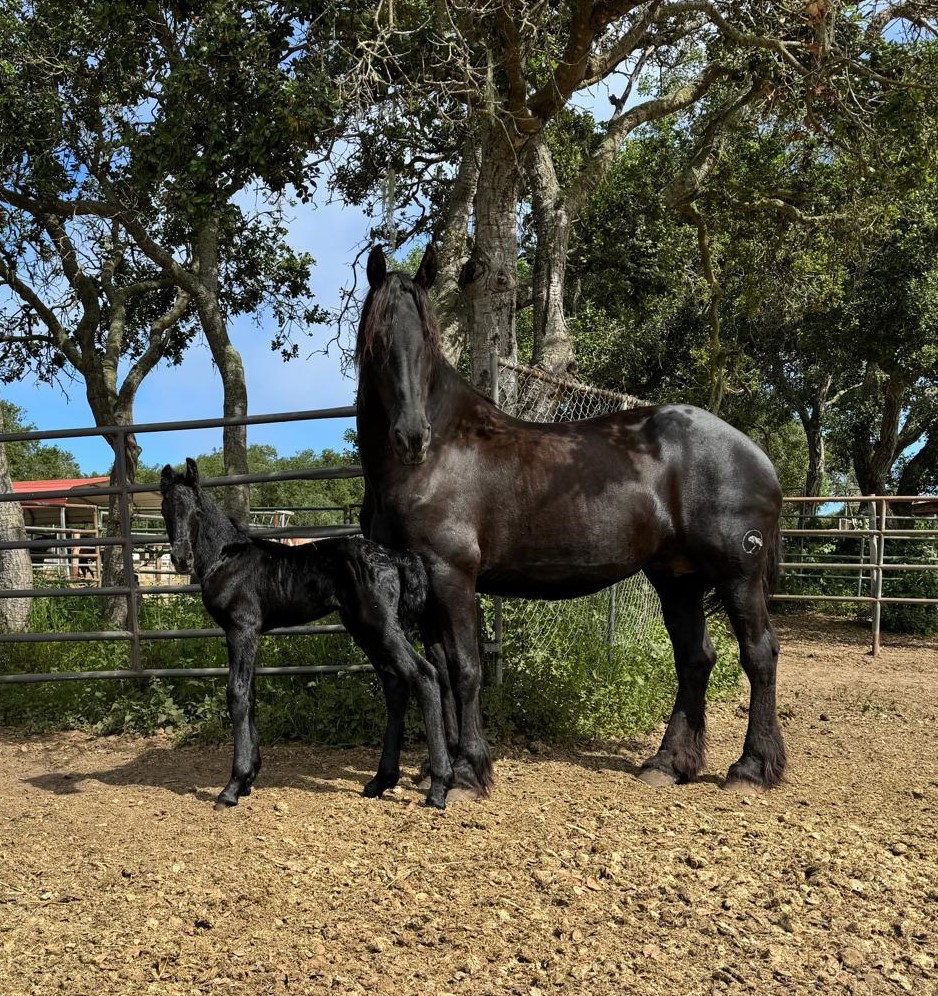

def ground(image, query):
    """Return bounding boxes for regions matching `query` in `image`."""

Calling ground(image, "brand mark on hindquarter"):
[742,529,764,555]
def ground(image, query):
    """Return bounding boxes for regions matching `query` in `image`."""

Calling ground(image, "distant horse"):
[159,458,452,809]
[356,245,785,799]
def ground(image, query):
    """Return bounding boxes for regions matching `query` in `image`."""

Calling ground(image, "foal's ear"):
[366,246,387,289]
[159,464,174,495]
[184,457,200,487]
[414,243,437,290]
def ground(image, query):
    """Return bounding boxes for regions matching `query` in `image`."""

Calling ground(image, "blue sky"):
[4,194,375,476]
[3,83,619,477]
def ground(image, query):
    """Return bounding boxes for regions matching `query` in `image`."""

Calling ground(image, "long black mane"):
[356,272,444,368]
[354,243,787,800]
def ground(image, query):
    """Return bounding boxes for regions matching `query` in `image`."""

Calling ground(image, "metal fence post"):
[867,498,884,657]
[606,583,617,659]
[493,597,503,686]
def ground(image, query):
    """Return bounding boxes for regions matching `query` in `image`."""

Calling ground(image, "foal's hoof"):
[724,778,762,796]
[363,772,399,798]
[214,796,239,811]
[637,767,680,789]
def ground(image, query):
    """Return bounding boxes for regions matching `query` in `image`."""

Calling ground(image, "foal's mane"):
[355,272,443,368]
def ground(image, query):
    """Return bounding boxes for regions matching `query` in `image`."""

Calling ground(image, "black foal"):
[159,458,452,809]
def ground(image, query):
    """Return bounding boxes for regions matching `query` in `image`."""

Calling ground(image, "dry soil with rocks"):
[0,615,936,996]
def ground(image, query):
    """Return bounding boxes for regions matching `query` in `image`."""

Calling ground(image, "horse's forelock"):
[355,273,442,369]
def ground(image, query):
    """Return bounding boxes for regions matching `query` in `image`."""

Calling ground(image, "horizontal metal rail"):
[0,664,375,685]
[0,403,935,683]
[776,494,937,655]
[779,561,938,572]
[0,624,349,644]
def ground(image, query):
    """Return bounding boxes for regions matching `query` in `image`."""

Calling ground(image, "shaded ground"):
[1,615,936,995]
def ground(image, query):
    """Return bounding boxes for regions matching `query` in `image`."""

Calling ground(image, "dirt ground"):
[0,615,936,996]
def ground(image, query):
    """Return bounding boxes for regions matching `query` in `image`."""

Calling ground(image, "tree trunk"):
[851,371,905,496]
[194,217,250,520]
[436,132,480,366]
[99,424,141,631]
[896,430,938,497]
[0,409,32,632]
[459,119,521,403]
[527,134,576,377]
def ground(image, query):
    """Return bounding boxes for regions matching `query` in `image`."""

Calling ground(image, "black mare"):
[356,245,786,799]
[159,458,453,809]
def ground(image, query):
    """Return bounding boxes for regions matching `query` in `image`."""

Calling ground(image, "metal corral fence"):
[0,406,367,686]
[776,495,938,654]
[0,407,935,688]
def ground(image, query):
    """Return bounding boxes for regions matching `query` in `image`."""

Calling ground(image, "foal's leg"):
[719,577,786,791]
[217,624,262,809]
[379,636,454,808]
[639,572,715,787]
[363,667,410,798]
[415,615,460,785]
[352,622,453,808]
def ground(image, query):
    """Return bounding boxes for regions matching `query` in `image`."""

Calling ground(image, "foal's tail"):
[396,550,430,629]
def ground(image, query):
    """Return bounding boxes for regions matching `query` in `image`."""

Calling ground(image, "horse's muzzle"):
[392,423,431,465]
[170,543,192,575]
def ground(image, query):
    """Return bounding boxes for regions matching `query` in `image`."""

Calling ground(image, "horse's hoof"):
[724,778,762,796]
[444,785,483,804]
[424,794,446,810]
[362,780,384,798]
[637,767,679,789]
[214,797,238,811]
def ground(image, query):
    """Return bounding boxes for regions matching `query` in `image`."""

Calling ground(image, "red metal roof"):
[13,478,110,506]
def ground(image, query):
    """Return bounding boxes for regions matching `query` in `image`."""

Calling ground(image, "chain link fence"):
[486,358,663,679]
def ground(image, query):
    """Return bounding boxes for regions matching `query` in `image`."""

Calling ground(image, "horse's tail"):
[763,519,781,600]
[396,550,430,629]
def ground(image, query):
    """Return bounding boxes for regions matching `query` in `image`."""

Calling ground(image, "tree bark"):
[99,420,141,633]
[459,119,521,403]
[851,370,906,496]
[193,217,250,520]
[0,408,32,632]
[435,132,480,366]
[526,134,576,377]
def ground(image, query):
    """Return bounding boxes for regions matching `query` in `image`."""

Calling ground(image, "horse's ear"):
[184,457,200,488]
[414,243,437,290]
[366,246,386,289]
[159,465,174,495]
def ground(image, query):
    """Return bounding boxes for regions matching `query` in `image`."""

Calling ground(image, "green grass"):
[482,598,740,742]
[0,586,742,746]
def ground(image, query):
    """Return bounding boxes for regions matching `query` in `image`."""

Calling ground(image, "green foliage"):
[481,595,740,742]
[139,442,365,528]
[0,572,742,747]
[879,537,938,636]
[0,581,391,741]
[0,400,81,481]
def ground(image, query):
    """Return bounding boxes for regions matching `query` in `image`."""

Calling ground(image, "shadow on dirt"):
[17,739,692,805]
[19,743,389,805]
